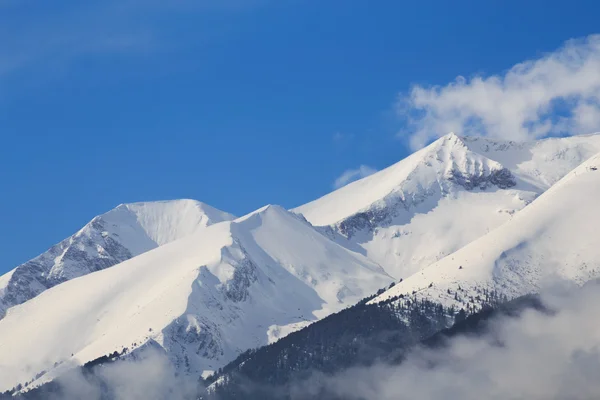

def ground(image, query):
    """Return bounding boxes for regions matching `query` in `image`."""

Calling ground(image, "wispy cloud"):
[398,34,600,150]
[0,2,151,77]
[332,132,356,143]
[332,132,345,143]
[333,165,377,189]
[0,0,268,79]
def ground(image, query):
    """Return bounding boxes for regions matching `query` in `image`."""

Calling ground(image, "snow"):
[0,205,392,392]
[113,200,235,247]
[461,133,600,190]
[0,199,234,319]
[267,321,312,344]
[201,371,215,380]
[355,189,534,280]
[295,132,600,279]
[372,152,600,308]
[294,132,506,227]
[0,270,15,296]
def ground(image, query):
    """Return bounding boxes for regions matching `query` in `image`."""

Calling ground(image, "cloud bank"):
[296,280,600,400]
[399,34,600,149]
[333,165,378,188]
[18,347,200,400]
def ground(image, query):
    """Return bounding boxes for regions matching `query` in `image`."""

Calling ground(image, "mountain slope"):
[203,293,544,400]
[10,292,545,400]
[204,294,454,400]
[0,200,234,319]
[461,133,600,190]
[372,152,600,309]
[295,133,600,279]
[0,205,392,392]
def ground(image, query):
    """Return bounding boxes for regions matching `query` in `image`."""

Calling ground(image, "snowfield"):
[372,151,600,309]
[295,133,600,279]
[0,200,235,319]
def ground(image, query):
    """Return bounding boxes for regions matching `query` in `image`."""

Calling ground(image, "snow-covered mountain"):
[0,200,235,318]
[0,205,392,392]
[2,132,600,393]
[295,133,600,279]
[372,151,600,309]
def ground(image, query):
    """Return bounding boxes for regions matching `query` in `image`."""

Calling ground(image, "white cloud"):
[333,165,378,189]
[44,346,200,400]
[398,34,600,150]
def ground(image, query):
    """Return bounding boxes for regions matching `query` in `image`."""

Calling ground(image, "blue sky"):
[1,0,599,271]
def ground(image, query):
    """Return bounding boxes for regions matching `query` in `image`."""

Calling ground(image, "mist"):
[290,280,600,400]
[13,347,202,400]
[15,281,600,400]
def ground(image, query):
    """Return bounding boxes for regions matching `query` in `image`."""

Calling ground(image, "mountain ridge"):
[0,199,235,319]
[294,132,600,279]
[2,132,600,393]
[0,204,392,392]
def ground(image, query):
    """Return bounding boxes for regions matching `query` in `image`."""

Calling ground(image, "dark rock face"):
[0,264,49,318]
[337,204,398,239]
[222,257,259,303]
[336,167,517,239]
[447,167,516,190]
[0,218,136,319]
[167,317,224,365]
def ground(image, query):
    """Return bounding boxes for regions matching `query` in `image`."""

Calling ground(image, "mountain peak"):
[297,133,600,229]
[235,204,302,226]
[0,199,235,320]
[296,132,513,227]
[295,134,600,281]
[441,131,464,142]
